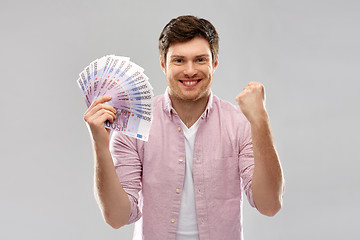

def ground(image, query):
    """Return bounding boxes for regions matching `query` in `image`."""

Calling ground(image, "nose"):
[183,62,197,77]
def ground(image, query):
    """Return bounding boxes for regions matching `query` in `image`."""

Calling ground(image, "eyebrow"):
[169,54,210,59]
[169,55,184,59]
[196,54,211,58]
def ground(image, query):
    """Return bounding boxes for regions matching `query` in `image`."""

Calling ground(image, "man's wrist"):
[248,109,269,127]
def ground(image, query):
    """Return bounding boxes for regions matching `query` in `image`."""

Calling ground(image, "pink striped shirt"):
[110,90,256,240]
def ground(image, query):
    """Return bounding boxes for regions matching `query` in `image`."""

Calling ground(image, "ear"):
[212,55,219,73]
[160,56,166,74]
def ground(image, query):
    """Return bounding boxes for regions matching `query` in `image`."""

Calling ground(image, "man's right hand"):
[83,95,117,144]
[83,95,131,228]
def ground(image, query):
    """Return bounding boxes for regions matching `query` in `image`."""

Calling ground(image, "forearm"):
[93,140,130,228]
[250,114,284,216]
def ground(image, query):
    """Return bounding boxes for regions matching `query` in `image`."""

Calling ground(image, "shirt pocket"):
[211,156,241,199]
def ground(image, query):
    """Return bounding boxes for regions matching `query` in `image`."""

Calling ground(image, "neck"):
[169,93,210,128]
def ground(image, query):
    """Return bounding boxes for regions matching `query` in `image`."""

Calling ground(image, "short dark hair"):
[159,15,219,65]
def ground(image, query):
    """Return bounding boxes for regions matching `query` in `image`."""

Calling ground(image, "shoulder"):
[211,95,247,121]
[153,94,166,109]
[210,95,252,147]
[210,95,251,138]
[153,94,164,103]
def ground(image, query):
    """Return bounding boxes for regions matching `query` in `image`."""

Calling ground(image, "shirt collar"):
[163,87,213,119]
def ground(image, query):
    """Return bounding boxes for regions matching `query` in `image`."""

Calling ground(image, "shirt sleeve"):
[238,118,257,208]
[109,131,143,224]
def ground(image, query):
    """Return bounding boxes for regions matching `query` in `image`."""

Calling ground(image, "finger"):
[248,81,259,86]
[99,111,116,124]
[92,108,117,121]
[85,95,113,114]
[87,103,116,116]
[235,91,245,102]
[94,95,112,105]
[102,102,117,113]
[84,103,116,121]
[249,82,264,90]
[86,109,116,124]
[242,87,250,93]
[89,112,116,127]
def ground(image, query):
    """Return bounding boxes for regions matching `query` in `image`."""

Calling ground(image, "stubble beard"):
[168,76,212,104]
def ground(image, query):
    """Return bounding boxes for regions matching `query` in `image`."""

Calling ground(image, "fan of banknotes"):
[77,55,153,141]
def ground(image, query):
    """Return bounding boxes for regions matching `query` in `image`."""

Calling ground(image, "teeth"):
[184,81,197,86]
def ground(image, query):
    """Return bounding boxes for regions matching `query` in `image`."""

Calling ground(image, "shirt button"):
[177,126,181,132]
[171,218,175,223]
[176,188,180,194]
[178,157,184,162]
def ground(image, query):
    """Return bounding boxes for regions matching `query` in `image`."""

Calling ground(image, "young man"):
[84,15,284,240]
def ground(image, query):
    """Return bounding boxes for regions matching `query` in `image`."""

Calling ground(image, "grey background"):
[1,0,359,239]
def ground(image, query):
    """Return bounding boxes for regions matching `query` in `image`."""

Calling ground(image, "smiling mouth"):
[179,79,201,87]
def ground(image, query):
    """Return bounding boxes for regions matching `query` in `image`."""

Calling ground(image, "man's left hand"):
[236,82,268,124]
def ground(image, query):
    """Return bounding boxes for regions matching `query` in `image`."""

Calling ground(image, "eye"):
[197,57,207,63]
[171,58,183,64]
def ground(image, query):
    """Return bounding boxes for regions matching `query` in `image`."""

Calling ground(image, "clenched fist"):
[236,82,268,124]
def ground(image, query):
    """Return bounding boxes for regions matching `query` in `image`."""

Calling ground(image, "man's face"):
[160,37,218,102]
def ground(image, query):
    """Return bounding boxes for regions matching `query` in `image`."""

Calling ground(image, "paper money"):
[77,55,153,141]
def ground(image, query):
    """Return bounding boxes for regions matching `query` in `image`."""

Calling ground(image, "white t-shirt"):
[176,119,201,240]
